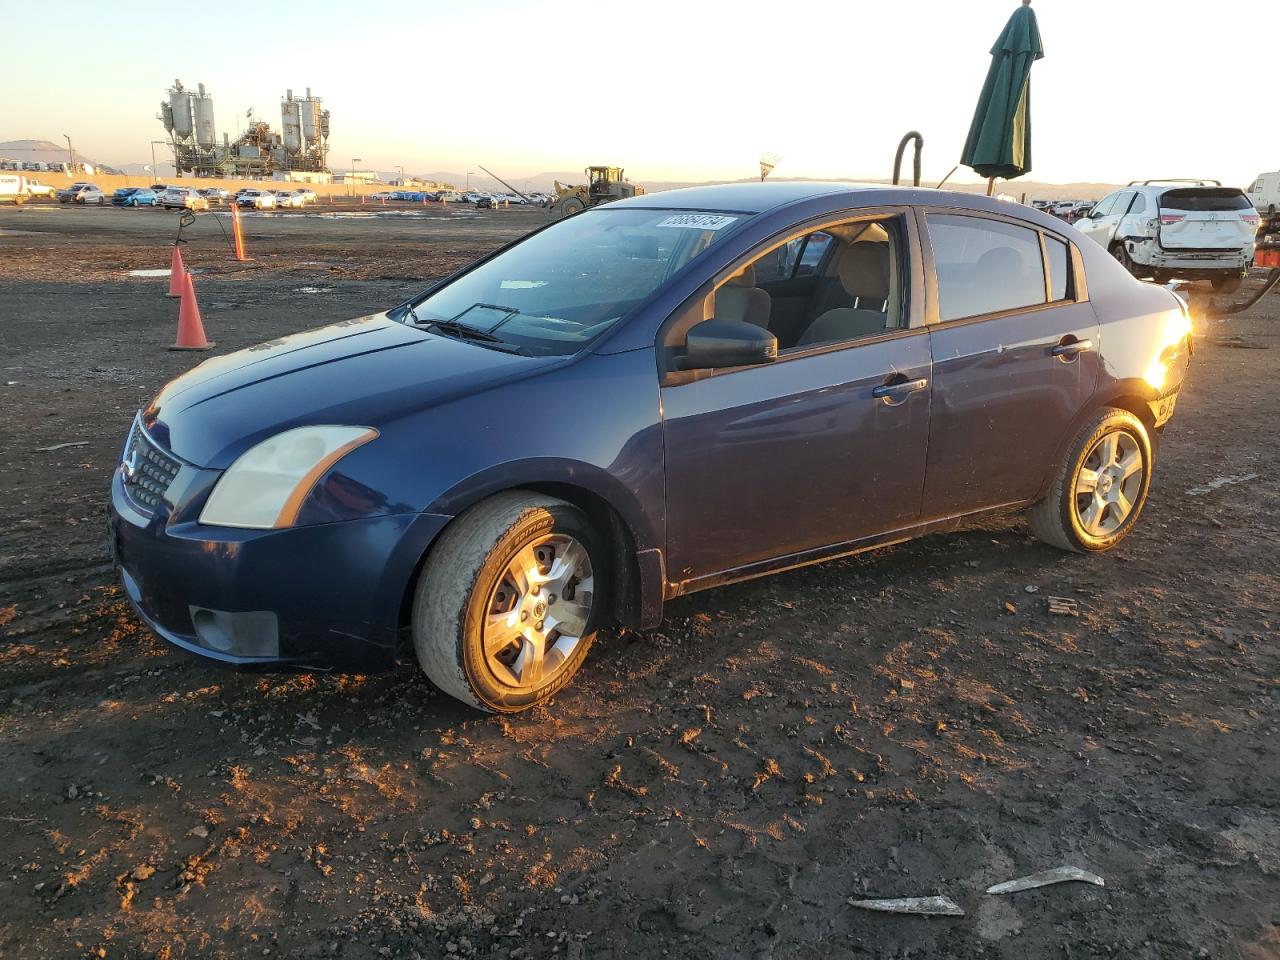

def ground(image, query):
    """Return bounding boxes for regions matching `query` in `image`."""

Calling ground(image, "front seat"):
[797,243,890,347]
[715,263,771,329]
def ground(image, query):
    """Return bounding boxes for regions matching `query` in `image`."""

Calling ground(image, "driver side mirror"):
[680,318,777,370]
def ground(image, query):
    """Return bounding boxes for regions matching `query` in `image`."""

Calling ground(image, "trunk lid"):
[1158,188,1256,250]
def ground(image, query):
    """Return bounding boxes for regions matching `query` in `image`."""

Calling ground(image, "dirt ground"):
[1,205,1277,960]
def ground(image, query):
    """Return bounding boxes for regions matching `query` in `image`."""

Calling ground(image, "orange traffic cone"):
[167,244,186,297]
[170,273,214,351]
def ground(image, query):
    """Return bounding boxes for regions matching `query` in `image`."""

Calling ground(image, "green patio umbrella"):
[960,0,1044,194]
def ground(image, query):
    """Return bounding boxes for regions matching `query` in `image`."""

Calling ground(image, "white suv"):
[1074,179,1258,292]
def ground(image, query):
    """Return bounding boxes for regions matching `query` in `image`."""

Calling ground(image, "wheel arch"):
[1034,383,1158,502]
[396,467,664,644]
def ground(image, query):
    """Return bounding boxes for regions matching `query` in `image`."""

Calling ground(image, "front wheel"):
[1028,407,1154,553]
[1111,242,1138,277]
[412,492,606,713]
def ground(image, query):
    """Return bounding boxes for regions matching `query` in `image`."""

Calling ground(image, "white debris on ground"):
[986,866,1105,895]
[847,896,965,916]
[1186,473,1259,496]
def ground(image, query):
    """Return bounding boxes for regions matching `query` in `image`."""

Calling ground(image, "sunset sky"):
[6,0,1272,187]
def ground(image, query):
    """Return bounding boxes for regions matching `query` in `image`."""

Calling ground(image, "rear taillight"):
[1241,212,1260,227]
[1160,213,1185,226]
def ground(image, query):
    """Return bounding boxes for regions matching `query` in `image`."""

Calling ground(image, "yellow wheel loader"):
[550,166,644,217]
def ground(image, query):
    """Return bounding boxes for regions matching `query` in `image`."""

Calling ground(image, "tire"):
[1027,407,1154,553]
[557,197,586,218]
[1110,242,1138,277]
[412,492,607,713]
[1211,275,1243,295]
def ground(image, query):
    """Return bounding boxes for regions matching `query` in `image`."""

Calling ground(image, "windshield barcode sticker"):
[655,214,739,231]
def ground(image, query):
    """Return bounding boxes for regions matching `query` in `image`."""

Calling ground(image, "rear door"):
[920,211,1099,518]
[1158,188,1255,250]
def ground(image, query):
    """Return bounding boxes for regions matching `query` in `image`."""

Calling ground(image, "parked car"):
[161,187,209,211]
[108,182,1193,713]
[272,190,305,209]
[369,191,395,202]
[475,196,494,209]
[58,183,105,204]
[201,188,230,206]
[111,187,141,206]
[1071,201,1094,218]
[125,188,161,208]
[23,179,57,200]
[236,189,276,210]
[1073,179,1258,291]
[293,188,318,205]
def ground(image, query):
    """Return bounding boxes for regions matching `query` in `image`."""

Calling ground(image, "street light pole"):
[351,158,362,197]
[466,171,473,190]
[395,164,404,185]
[63,134,75,174]
[150,141,172,182]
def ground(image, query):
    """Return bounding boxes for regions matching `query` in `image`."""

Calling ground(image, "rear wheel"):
[1028,408,1153,553]
[412,492,606,713]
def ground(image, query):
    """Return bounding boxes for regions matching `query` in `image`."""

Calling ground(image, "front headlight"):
[199,426,378,529]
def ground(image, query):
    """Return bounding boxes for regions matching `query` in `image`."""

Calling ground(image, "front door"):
[660,213,933,585]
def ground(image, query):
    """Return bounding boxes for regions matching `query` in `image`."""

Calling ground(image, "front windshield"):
[398,208,744,356]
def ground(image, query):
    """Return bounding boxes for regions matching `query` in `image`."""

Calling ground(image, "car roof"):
[606,180,1047,221]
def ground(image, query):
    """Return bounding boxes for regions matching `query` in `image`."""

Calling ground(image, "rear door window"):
[927,214,1047,322]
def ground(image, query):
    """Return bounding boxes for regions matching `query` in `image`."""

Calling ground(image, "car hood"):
[144,313,556,468]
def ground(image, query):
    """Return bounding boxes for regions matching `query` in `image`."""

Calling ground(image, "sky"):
[6,0,1276,188]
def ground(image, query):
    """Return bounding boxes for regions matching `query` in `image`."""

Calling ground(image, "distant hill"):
[417,169,1121,201]
[0,138,122,174]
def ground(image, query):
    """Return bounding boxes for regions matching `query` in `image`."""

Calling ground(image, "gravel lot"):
[1,204,1277,960]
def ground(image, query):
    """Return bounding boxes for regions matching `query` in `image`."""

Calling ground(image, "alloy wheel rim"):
[483,534,594,691]
[1073,430,1144,537]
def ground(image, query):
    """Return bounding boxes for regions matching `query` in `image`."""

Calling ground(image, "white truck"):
[0,174,32,205]
[1247,171,1279,229]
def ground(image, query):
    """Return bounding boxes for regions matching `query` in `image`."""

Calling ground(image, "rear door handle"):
[872,377,929,401]
[1052,338,1093,358]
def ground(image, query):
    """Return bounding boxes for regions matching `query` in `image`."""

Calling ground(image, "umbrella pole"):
[986,177,997,197]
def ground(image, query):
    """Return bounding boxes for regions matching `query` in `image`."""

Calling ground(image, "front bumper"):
[108,471,450,672]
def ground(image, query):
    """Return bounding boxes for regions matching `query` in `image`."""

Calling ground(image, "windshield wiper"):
[423,317,505,343]
[403,303,533,355]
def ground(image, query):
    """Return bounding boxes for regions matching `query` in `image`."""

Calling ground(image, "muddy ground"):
[1,205,1277,960]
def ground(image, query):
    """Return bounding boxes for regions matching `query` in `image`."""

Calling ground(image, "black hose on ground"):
[1202,268,1280,318]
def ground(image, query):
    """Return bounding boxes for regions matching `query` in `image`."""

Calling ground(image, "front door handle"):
[1052,338,1093,358]
[872,377,929,402]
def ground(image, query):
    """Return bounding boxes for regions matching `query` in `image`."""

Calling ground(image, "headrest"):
[836,242,890,300]
[976,246,1025,276]
[726,262,757,287]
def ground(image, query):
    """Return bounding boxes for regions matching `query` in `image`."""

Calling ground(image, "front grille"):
[122,421,182,512]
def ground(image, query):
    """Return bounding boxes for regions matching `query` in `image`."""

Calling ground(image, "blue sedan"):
[125,188,160,207]
[108,182,1193,712]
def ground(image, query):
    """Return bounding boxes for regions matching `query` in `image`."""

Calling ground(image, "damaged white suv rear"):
[1074,180,1258,292]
